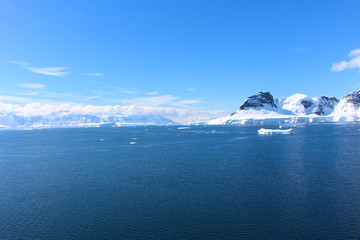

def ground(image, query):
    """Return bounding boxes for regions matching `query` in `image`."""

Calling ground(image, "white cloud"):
[82,73,104,77]
[25,67,71,76]
[186,88,196,91]
[331,48,360,72]
[349,49,360,57]
[18,83,46,89]
[120,95,179,106]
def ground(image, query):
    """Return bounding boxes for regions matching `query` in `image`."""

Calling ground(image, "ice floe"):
[258,128,293,135]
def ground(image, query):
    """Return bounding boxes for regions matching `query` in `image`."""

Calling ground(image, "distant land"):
[0,90,359,129]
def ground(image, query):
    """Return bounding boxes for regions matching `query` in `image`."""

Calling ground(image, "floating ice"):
[258,128,293,135]
[178,127,191,130]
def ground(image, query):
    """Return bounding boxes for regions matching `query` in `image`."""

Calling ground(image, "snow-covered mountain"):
[0,102,229,129]
[1,90,359,129]
[209,90,359,125]
[0,111,174,129]
[278,94,339,116]
[333,90,360,121]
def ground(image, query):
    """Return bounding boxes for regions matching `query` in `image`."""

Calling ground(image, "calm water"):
[0,124,360,239]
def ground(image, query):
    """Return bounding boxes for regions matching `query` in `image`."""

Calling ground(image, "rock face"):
[313,96,339,115]
[333,90,360,117]
[239,92,277,110]
[343,90,360,106]
[230,92,277,116]
[301,99,313,109]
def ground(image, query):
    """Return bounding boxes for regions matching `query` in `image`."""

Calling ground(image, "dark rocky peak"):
[230,92,277,116]
[239,92,277,110]
[314,96,339,115]
[343,90,360,106]
[319,96,339,103]
[301,99,313,109]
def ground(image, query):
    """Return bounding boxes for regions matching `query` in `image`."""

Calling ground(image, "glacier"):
[208,90,360,125]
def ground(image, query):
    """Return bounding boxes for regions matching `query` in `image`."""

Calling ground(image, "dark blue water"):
[0,124,360,239]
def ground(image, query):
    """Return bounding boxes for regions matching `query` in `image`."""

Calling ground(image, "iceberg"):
[178,127,191,129]
[258,128,293,135]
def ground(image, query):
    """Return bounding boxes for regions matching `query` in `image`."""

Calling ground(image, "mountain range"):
[0,112,174,129]
[0,90,359,129]
[209,90,360,125]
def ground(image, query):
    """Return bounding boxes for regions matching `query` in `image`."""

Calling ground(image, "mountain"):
[0,111,174,129]
[208,90,358,125]
[278,94,339,116]
[333,90,360,121]
[237,91,277,110]
[1,90,359,129]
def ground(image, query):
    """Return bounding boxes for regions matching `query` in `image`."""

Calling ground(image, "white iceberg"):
[258,128,293,135]
[178,127,191,129]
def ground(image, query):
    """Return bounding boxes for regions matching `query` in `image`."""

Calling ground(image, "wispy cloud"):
[10,60,29,66]
[18,83,46,89]
[25,67,71,76]
[111,86,140,95]
[148,91,160,95]
[84,95,102,101]
[0,90,39,96]
[120,95,179,106]
[40,91,82,99]
[331,48,360,72]
[186,88,196,91]
[0,95,32,103]
[172,98,203,107]
[82,73,104,77]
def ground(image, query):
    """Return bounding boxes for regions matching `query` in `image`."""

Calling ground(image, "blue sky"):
[1,0,360,111]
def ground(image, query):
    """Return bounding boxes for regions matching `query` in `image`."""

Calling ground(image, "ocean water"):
[0,124,360,239]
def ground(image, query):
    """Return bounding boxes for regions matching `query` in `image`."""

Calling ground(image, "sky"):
[0,0,360,114]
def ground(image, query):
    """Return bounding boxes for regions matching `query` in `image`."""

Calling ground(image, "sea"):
[0,123,360,239]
